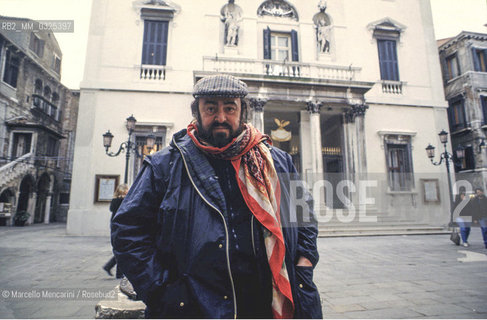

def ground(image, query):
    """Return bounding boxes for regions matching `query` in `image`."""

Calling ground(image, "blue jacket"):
[111,129,322,319]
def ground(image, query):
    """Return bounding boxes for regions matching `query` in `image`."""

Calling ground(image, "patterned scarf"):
[187,122,294,319]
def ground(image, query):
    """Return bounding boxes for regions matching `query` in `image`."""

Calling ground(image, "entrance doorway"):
[264,108,301,172]
[321,112,345,209]
[34,173,50,223]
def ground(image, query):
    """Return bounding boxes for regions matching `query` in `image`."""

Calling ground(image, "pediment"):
[367,17,406,33]
[133,0,181,19]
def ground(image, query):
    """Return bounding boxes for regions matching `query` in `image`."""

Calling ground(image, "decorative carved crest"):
[257,0,298,21]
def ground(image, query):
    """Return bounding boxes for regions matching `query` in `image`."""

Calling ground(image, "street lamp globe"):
[425,144,435,159]
[438,130,448,144]
[455,145,465,160]
[103,130,114,149]
[126,115,137,132]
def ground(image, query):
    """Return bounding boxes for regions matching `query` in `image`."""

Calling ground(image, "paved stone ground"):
[0,223,486,318]
[316,233,487,318]
[0,223,119,319]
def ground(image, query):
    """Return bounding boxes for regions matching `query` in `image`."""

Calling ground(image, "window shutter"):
[142,20,169,66]
[263,27,271,60]
[378,40,399,81]
[161,21,168,65]
[472,48,480,71]
[291,29,299,61]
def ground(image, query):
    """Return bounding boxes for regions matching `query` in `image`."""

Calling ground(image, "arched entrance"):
[0,188,15,226]
[17,175,35,213]
[34,173,50,223]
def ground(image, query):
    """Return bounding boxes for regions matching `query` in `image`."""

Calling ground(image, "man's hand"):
[296,256,312,267]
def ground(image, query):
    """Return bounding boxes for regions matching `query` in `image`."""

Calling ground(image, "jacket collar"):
[171,129,228,215]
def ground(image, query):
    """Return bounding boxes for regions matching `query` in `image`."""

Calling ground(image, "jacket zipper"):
[251,215,256,257]
[173,137,238,319]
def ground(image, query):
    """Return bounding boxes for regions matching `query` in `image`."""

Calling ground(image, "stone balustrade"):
[202,56,360,81]
[140,65,166,80]
[0,153,34,189]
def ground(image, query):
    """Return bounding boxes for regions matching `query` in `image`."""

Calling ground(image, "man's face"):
[476,189,484,197]
[197,97,242,147]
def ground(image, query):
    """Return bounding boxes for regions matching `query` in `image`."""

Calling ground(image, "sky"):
[1,0,486,89]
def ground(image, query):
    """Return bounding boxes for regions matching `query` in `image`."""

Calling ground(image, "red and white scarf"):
[187,122,294,319]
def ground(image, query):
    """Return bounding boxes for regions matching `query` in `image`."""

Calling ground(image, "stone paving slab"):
[1,223,487,318]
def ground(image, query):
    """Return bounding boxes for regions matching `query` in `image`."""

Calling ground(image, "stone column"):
[249,98,267,133]
[43,194,52,224]
[27,192,37,224]
[343,104,369,207]
[306,101,324,177]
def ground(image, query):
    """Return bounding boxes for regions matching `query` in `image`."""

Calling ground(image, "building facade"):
[0,16,79,226]
[68,0,451,236]
[438,31,487,192]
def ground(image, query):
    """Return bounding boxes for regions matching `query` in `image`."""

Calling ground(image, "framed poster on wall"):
[421,179,440,204]
[94,175,119,203]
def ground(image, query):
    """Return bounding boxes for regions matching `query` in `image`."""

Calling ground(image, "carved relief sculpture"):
[221,0,243,46]
[257,0,299,21]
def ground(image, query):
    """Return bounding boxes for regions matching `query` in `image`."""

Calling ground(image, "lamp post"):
[103,115,156,184]
[425,129,465,228]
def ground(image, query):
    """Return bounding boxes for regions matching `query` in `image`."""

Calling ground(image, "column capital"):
[249,98,267,112]
[306,101,322,114]
[344,104,369,123]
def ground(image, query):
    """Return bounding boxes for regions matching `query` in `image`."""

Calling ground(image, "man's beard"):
[197,121,244,147]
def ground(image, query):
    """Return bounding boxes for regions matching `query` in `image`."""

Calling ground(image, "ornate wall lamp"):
[103,115,156,184]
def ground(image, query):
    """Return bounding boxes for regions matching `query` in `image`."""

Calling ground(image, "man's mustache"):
[210,122,232,130]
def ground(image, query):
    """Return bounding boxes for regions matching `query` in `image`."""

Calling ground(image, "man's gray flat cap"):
[193,74,248,98]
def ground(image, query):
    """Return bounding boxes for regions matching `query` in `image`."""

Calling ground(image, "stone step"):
[95,286,145,319]
[318,224,449,237]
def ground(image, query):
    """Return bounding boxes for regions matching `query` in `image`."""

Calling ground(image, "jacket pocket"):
[294,266,322,319]
[146,277,202,319]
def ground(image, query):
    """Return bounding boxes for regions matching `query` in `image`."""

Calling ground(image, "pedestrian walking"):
[111,74,322,318]
[454,188,469,246]
[103,183,129,278]
[465,187,487,248]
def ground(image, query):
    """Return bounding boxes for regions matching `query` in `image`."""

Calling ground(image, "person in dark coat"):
[111,74,322,319]
[454,188,471,246]
[103,183,129,278]
[465,187,487,248]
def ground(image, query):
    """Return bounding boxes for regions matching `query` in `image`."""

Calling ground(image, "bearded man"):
[111,74,322,319]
